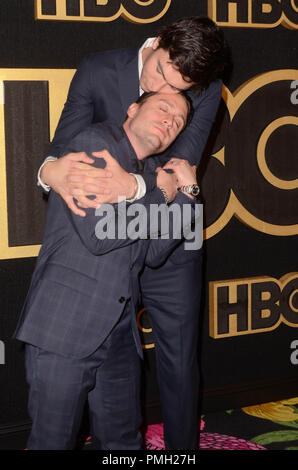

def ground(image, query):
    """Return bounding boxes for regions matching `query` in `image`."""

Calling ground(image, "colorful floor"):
[2,397,297,451]
[142,397,298,450]
[82,396,298,451]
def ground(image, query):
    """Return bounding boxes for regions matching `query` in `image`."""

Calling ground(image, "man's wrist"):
[38,156,57,191]
[178,183,200,199]
[126,174,138,200]
[180,191,194,200]
[126,174,146,202]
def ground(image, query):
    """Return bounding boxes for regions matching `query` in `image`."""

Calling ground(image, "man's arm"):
[65,167,180,256]
[54,126,179,255]
[38,54,110,215]
[145,158,202,267]
[47,55,96,159]
[59,134,199,258]
[63,79,223,208]
[162,80,222,166]
[65,188,165,256]
[40,61,222,213]
[65,186,199,258]
[39,53,141,214]
[145,195,202,268]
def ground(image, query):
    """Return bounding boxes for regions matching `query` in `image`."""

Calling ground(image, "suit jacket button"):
[118,296,126,303]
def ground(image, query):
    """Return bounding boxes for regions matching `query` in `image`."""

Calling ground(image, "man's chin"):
[146,136,163,155]
[140,80,149,93]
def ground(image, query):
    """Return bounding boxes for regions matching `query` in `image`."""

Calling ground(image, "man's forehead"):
[159,92,186,104]
[154,95,188,121]
[158,96,185,110]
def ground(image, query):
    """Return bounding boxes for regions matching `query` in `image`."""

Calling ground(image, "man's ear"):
[126,102,139,118]
[152,37,160,50]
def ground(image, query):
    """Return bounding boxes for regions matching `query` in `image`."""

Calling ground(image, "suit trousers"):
[25,302,142,450]
[140,253,202,450]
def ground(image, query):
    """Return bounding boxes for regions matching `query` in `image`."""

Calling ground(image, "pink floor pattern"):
[144,421,266,450]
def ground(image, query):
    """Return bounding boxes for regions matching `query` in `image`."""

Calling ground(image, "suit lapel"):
[116,47,140,116]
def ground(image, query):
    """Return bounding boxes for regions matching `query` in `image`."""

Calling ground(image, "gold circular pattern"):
[133,0,155,6]
[257,116,298,190]
[289,289,298,313]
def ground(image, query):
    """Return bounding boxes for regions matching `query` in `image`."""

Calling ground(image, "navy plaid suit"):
[14,122,200,449]
[33,45,221,449]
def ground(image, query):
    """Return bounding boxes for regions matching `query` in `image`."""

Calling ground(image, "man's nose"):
[162,115,173,128]
[155,78,173,93]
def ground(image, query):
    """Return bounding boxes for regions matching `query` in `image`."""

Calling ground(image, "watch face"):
[191,185,200,196]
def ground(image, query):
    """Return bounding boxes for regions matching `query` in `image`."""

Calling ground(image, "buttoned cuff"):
[37,156,57,192]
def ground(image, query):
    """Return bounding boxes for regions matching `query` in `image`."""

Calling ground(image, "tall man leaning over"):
[38,17,228,450]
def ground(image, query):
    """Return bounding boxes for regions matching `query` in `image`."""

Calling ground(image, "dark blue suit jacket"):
[47,46,221,165]
[15,122,200,358]
[45,45,222,264]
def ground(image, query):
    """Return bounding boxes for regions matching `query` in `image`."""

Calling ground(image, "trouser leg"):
[25,344,96,450]
[88,302,143,450]
[140,256,202,450]
[25,304,142,450]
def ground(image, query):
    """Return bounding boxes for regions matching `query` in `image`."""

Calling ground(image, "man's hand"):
[41,150,136,217]
[40,152,104,217]
[163,158,197,199]
[156,167,179,203]
[68,149,136,206]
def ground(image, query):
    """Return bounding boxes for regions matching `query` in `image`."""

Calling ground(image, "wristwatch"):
[178,184,200,197]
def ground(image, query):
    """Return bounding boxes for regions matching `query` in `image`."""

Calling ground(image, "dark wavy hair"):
[157,16,230,92]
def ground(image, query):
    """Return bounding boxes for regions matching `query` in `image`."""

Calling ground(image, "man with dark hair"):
[155,16,226,92]
[15,92,200,450]
[37,16,228,449]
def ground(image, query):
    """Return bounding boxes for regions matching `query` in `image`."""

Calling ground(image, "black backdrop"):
[0,0,297,436]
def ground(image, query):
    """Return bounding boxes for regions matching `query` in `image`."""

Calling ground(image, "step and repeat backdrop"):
[0,0,297,433]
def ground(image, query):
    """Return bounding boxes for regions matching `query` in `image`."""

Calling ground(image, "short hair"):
[157,16,230,92]
[135,91,194,127]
